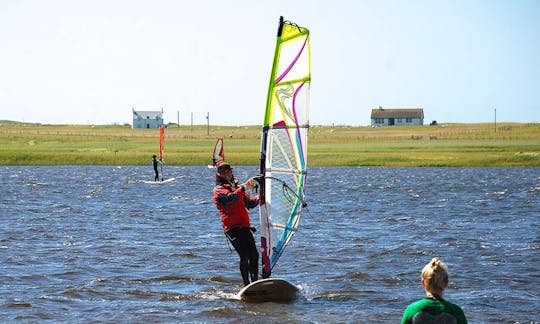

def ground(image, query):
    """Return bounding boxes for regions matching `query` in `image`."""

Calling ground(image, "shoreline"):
[1,122,539,167]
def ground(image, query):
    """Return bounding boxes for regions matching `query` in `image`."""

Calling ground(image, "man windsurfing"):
[151,154,162,181]
[213,162,259,286]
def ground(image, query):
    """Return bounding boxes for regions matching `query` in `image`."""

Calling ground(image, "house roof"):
[133,110,163,119]
[370,108,424,119]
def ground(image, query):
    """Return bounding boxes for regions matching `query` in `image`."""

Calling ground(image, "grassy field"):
[0,121,539,166]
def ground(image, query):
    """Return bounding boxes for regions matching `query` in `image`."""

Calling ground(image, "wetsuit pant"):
[226,227,259,286]
[153,166,159,181]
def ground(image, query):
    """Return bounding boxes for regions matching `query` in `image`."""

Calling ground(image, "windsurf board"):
[238,278,298,303]
[139,177,176,184]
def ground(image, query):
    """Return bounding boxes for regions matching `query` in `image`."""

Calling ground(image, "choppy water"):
[1,166,539,323]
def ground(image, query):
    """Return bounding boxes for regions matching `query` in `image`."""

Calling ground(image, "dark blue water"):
[1,166,539,323]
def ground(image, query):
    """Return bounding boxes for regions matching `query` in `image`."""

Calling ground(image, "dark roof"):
[133,110,163,119]
[370,108,424,119]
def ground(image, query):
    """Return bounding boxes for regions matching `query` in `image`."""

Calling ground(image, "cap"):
[217,162,232,172]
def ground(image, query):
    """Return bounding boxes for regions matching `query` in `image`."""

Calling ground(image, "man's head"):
[217,162,232,173]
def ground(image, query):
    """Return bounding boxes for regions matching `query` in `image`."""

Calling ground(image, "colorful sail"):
[212,137,225,166]
[259,16,310,278]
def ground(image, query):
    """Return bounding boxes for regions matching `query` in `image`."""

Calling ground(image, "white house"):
[370,107,424,126]
[132,108,164,129]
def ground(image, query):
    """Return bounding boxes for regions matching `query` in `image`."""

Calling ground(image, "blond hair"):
[421,257,449,298]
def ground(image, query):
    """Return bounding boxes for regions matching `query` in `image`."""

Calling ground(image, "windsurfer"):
[151,155,162,181]
[213,162,259,286]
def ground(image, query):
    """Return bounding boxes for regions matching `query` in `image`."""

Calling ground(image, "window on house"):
[406,118,412,123]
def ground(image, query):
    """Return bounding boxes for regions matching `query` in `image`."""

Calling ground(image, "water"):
[1,166,539,323]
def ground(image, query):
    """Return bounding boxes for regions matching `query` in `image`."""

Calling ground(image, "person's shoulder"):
[402,299,429,324]
[403,298,434,314]
[441,299,466,317]
[441,298,463,309]
[407,298,432,308]
[214,184,228,191]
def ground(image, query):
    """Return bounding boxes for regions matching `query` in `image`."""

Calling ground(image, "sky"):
[1,0,539,126]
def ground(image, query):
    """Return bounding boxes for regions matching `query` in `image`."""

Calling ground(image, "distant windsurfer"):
[213,162,259,286]
[151,154,162,181]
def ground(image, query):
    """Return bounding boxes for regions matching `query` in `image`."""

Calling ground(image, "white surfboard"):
[237,278,298,303]
[139,177,176,184]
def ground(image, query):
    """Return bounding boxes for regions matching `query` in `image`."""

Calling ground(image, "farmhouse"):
[370,107,424,126]
[132,108,164,129]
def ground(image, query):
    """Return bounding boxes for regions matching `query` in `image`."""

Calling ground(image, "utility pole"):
[177,110,180,128]
[206,112,210,135]
[494,108,497,133]
[191,112,193,132]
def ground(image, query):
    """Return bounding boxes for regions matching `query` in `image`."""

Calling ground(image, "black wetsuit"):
[225,227,259,286]
[152,157,160,181]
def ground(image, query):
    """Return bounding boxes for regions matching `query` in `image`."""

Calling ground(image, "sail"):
[212,137,224,166]
[259,16,310,278]
[159,125,165,161]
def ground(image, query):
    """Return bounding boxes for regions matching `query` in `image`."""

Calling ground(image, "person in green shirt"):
[401,257,467,324]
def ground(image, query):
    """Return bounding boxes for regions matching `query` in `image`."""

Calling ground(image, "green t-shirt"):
[401,297,467,324]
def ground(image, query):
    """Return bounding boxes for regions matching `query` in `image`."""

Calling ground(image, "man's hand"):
[244,178,257,189]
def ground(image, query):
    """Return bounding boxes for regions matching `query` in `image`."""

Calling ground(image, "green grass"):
[0,121,539,166]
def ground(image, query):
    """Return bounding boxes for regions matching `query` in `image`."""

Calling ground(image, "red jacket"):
[213,183,258,232]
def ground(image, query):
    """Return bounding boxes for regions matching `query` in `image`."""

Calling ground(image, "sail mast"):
[159,125,164,181]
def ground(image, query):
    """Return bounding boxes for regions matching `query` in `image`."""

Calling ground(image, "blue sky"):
[1,0,539,126]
